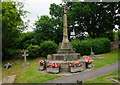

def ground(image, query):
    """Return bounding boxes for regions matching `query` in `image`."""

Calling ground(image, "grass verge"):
[84,70,119,83]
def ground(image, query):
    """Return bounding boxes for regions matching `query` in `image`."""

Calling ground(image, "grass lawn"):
[92,49,119,69]
[84,70,119,83]
[2,57,65,83]
[2,49,119,83]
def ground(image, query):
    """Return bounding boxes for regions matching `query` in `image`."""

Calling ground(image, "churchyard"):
[2,1,120,84]
[2,49,119,83]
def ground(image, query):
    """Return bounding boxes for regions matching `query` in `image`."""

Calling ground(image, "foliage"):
[101,30,115,41]
[15,32,36,49]
[72,38,110,56]
[2,1,29,60]
[34,15,63,45]
[93,38,110,54]
[67,2,119,39]
[72,39,92,55]
[39,41,58,57]
[50,2,120,39]
[27,44,40,59]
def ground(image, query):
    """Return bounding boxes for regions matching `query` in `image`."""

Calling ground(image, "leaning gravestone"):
[4,63,12,69]
[21,49,30,67]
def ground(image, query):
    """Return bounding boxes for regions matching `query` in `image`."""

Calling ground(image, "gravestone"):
[4,63,12,69]
[2,75,16,83]
[90,47,95,58]
[47,54,52,60]
[21,49,30,67]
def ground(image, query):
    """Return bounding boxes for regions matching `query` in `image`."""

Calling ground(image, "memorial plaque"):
[56,56,64,60]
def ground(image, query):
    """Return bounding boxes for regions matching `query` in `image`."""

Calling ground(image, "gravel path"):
[45,61,119,83]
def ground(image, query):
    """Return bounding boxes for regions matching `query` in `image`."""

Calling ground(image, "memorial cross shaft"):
[62,4,69,43]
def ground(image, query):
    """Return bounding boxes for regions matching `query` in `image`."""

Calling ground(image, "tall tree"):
[67,2,120,39]
[34,15,63,44]
[2,1,29,59]
[49,2,120,39]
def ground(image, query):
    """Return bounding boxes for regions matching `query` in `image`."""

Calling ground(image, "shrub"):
[2,47,13,60]
[40,41,58,57]
[72,38,110,56]
[92,38,110,54]
[27,44,40,59]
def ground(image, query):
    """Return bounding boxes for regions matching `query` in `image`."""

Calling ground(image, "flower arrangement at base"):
[39,60,45,70]
[69,61,83,72]
[83,56,94,68]
[46,62,60,73]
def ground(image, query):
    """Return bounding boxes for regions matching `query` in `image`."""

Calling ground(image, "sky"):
[20,0,62,32]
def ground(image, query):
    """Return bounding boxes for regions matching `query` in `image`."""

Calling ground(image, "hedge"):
[40,41,58,57]
[72,38,110,56]
[27,44,40,59]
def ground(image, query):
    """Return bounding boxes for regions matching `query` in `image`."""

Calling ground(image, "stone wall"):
[110,40,119,49]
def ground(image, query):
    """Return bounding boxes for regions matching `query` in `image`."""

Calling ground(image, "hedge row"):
[27,41,58,59]
[7,38,110,59]
[72,38,111,56]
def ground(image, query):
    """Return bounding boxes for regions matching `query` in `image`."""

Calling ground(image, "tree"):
[2,1,29,60]
[34,15,63,44]
[49,2,120,39]
[67,2,120,39]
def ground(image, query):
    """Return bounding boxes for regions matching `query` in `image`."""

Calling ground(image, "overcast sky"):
[21,0,62,32]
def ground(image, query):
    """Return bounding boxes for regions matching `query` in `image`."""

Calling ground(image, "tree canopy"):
[2,1,29,60]
[49,2,120,40]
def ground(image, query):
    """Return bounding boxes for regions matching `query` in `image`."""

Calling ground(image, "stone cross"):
[21,49,29,66]
[62,4,69,43]
[21,49,28,63]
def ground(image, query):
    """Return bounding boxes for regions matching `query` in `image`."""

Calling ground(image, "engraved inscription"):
[56,56,64,60]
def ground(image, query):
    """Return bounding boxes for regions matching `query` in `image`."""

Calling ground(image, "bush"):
[92,38,110,54]
[27,44,40,59]
[2,47,13,60]
[40,41,58,57]
[72,38,110,56]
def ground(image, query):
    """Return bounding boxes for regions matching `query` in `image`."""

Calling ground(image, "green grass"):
[84,70,119,83]
[2,49,119,83]
[92,49,119,69]
[2,57,65,83]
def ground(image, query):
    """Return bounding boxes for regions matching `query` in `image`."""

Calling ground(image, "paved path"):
[46,61,119,83]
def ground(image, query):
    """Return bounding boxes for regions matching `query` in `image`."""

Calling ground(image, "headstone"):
[4,63,12,69]
[90,47,95,57]
[21,49,30,67]
[2,75,16,83]
[47,54,52,60]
